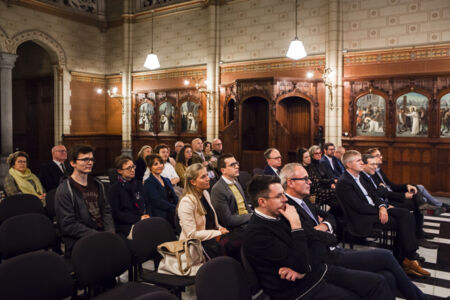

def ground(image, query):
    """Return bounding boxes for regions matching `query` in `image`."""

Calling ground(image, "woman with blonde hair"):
[135,145,152,183]
[177,163,229,258]
[3,151,46,205]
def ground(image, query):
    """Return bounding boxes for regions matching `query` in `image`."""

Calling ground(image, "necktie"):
[299,201,318,225]
[355,177,375,206]
[61,163,67,175]
[376,171,392,191]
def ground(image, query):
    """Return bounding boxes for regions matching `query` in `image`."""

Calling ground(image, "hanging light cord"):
[294,0,298,39]
[151,11,154,53]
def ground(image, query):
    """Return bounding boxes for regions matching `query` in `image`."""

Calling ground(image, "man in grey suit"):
[211,153,253,230]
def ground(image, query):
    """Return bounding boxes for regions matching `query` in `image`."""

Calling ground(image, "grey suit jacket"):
[210,177,252,229]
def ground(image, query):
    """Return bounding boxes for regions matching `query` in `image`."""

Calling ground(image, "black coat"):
[38,161,70,192]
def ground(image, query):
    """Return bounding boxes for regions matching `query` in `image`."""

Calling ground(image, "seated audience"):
[145,144,180,186]
[170,140,184,161]
[334,145,346,162]
[335,150,430,278]
[108,155,150,239]
[281,163,425,300]
[4,151,46,205]
[135,145,152,183]
[298,147,336,208]
[211,138,223,159]
[175,144,193,187]
[263,148,282,177]
[203,141,213,157]
[177,163,229,258]
[361,153,438,249]
[55,146,115,257]
[244,175,393,300]
[191,138,207,165]
[144,154,178,228]
[211,154,253,230]
[39,145,70,192]
[319,143,345,180]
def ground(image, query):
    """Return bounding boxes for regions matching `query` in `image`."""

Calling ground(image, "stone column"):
[0,52,18,181]
[121,0,133,157]
[206,1,219,141]
[53,64,64,145]
[324,0,343,145]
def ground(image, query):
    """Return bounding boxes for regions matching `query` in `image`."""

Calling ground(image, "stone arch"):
[0,25,9,52]
[9,30,67,66]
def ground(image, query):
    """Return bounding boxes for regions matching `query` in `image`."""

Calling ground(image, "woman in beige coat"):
[177,163,229,257]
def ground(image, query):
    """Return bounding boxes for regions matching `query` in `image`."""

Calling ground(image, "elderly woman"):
[177,163,230,258]
[108,155,150,239]
[175,145,193,188]
[4,151,46,205]
[144,154,178,228]
[135,145,152,183]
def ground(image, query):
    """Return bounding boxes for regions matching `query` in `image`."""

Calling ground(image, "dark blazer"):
[38,161,69,192]
[371,168,408,203]
[286,195,337,266]
[134,157,147,183]
[336,171,384,236]
[191,152,205,164]
[143,174,178,219]
[210,177,252,229]
[319,156,343,179]
[263,165,279,177]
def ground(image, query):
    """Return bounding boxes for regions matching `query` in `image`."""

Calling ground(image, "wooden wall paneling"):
[106,76,122,134]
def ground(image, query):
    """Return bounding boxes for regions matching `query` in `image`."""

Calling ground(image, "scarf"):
[9,168,45,204]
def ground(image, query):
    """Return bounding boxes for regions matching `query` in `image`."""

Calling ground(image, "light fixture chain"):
[295,0,298,38]
[151,10,154,52]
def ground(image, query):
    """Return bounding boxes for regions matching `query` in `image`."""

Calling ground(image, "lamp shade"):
[286,38,307,60]
[144,53,160,70]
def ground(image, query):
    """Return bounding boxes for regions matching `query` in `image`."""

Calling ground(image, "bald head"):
[52,145,67,163]
[192,138,203,152]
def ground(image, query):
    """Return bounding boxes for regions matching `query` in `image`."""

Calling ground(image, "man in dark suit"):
[336,150,429,278]
[360,153,438,249]
[39,145,70,192]
[263,148,282,178]
[319,143,344,179]
[211,154,252,229]
[190,138,206,165]
[280,163,425,300]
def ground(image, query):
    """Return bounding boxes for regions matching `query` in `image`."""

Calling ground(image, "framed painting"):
[441,93,450,138]
[355,94,386,136]
[396,92,428,137]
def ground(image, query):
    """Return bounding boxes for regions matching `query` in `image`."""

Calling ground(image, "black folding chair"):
[0,194,45,224]
[240,247,270,300]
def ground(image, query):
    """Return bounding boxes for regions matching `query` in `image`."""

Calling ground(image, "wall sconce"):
[107,86,123,103]
[308,68,335,110]
[184,77,215,112]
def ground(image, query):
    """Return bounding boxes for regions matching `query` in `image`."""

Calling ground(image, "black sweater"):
[243,213,327,300]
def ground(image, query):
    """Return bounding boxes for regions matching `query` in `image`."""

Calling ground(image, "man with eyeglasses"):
[55,146,115,257]
[211,154,253,230]
[336,150,430,278]
[281,163,425,299]
[243,175,393,300]
[319,143,344,179]
[39,144,71,191]
[263,148,282,177]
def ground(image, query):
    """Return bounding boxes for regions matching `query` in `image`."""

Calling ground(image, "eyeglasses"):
[373,154,383,157]
[313,152,322,155]
[269,156,282,160]
[261,193,286,200]
[76,158,96,163]
[327,148,336,151]
[213,143,222,146]
[15,160,27,164]
[122,165,136,171]
[228,161,239,168]
[289,176,311,182]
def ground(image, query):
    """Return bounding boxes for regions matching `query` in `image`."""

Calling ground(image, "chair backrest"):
[132,217,177,263]
[240,247,262,296]
[0,250,73,300]
[252,168,264,176]
[134,291,179,300]
[335,193,360,236]
[71,232,131,287]
[0,194,45,224]
[0,213,57,259]
[45,188,57,218]
[238,171,252,192]
[195,256,251,300]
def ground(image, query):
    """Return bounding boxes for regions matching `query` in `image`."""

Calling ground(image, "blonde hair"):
[179,163,207,216]
[137,145,152,160]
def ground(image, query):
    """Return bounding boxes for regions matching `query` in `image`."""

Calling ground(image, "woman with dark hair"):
[177,163,229,258]
[144,154,178,228]
[3,151,46,205]
[300,145,338,209]
[203,141,212,157]
[135,145,152,183]
[175,145,193,187]
[108,155,150,239]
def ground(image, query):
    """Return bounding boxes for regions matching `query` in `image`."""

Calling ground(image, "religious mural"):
[181,101,199,133]
[441,93,450,137]
[138,100,154,132]
[355,94,386,136]
[159,102,175,132]
[396,92,429,137]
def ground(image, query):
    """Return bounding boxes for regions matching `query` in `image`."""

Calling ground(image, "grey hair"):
[342,150,361,168]
[308,145,321,157]
[280,162,302,188]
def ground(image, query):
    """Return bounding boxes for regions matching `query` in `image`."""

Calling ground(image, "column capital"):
[0,52,18,69]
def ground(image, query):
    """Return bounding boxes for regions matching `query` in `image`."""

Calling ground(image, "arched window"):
[355,94,386,136]
[440,92,450,138]
[395,92,429,137]
[181,101,199,133]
